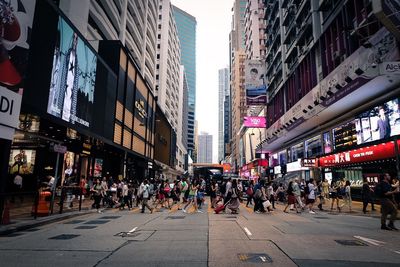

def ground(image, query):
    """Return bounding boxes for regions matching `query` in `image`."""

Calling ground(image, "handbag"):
[263,200,272,209]
[246,187,253,196]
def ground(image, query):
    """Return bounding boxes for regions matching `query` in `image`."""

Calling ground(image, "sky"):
[171,0,233,163]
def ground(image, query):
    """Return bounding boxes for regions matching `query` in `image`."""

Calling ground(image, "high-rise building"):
[218,68,229,162]
[259,1,400,182]
[173,6,197,159]
[198,132,213,164]
[244,0,266,60]
[229,0,247,172]
[157,0,181,130]
[58,0,159,90]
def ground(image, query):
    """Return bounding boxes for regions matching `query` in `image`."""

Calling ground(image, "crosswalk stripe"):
[240,203,254,213]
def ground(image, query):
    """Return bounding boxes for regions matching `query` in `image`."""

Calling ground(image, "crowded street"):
[1,196,400,267]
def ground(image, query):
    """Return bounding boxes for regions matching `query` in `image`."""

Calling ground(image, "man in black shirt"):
[378,173,398,230]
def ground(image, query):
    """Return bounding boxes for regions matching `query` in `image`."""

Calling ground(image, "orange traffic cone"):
[1,201,10,225]
[36,191,51,217]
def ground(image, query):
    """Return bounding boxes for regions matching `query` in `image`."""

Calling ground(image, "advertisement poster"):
[323,132,332,154]
[47,17,97,128]
[9,149,36,174]
[0,0,36,92]
[245,60,267,105]
[244,116,266,128]
[356,97,400,144]
[93,158,103,178]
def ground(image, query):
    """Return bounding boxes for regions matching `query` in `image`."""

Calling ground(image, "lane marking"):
[244,227,252,236]
[128,227,137,233]
[260,256,266,262]
[354,236,385,246]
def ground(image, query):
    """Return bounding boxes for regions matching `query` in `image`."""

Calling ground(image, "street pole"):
[50,152,60,214]
[0,139,12,223]
[394,138,400,179]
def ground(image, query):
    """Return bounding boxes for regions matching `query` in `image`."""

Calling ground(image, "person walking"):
[306,179,316,214]
[292,178,304,210]
[246,180,254,207]
[283,181,300,213]
[139,179,153,213]
[183,180,201,213]
[266,182,275,209]
[362,178,372,214]
[91,178,103,213]
[343,180,352,212]
[330,181,342,212]
[226,179,240,214]
[376,174,397,230]
[210,179,218,209]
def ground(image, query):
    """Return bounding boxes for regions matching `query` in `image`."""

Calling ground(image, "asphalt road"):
[0,201,400,267]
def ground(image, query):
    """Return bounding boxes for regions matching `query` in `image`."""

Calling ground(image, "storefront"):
[240,159,268,181]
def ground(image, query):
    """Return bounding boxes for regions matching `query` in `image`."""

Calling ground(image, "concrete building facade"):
[198,132,213,164]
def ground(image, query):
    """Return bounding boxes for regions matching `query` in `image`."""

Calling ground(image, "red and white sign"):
[318,141,398,167]
[244,116,266,128]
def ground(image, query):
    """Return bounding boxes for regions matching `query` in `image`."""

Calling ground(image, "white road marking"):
[244,227,252,236]
[260,256,266,262]
[128,227,137,233]
[392,250,400,255]
[354,236,385,246]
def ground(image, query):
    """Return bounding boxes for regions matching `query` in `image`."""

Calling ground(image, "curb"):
[0,210,94,236]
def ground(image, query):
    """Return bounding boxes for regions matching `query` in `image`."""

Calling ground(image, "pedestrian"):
[91,178,103,213]
[362,178,372,214]
[245,180,254,207]
[120,181,131,210]
[376,173,397,230]
[283,181,300,213]
[224,178,232,206]
[100,177,108,207]
[391,177,400,209]
[292,178,305,210]
[266,182,275,209]
[306,179,316,214]
[253,180,265,213]
[183,179,201,213]
[226,179,240,214]
[139,179,153,213]
[330,181,341,212]
[276,183,285,203]
[343,180,352,212]
[210,179,218,208]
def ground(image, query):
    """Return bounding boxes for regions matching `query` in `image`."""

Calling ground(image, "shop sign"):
[301,158,318,167]
[319,141,396,167]
[274,165,281,174]
[0,89,22,129]
[244,116,266,128]
[379,62,400,74]
[287,159,309,172]
[53,144,67,154]
[135,100,147,119]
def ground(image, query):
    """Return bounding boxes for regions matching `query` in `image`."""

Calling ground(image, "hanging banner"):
[244,116,266,128]
[245,60,267,105]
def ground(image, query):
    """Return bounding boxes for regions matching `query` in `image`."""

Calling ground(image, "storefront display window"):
[291,143,304,162]
[278,150,286,165]
[305,135,322,158]
[9,149,36,174]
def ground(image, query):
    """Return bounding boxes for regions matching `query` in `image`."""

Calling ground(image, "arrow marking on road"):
[244,227,252,236]
[354,236,385,246]
[128,227,137,233]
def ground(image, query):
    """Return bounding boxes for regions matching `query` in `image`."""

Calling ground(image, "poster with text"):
[245,60,267,105]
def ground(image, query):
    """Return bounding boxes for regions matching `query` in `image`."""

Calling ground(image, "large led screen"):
[356,97,400,144]
[47,17,97,128]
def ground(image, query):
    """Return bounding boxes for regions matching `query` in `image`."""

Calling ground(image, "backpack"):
[374,182,384,198]
[246,187,254,196]
[304,184,310,195]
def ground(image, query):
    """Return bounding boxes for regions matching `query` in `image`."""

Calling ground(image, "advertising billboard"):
[244,116,266,128]
[47,17,97,128]
[9,149,36,174]
[356,97,400,144]
[245,60,267,105]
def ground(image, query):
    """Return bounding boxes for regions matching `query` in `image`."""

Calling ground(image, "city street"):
[1,201,399,267]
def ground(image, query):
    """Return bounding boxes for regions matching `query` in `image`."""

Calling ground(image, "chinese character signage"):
[318,141,398,167]
[301,158,317,167]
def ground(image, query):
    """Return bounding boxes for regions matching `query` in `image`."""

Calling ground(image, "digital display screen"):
[47,17,97,128]
[9,149,36,174]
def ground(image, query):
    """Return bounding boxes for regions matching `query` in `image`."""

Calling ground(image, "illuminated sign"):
[135,100,147,119]
[301,158,317,167]
[319,141,398,167]
[244,116,266,128]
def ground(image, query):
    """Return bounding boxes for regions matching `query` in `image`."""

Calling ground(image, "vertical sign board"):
[0,89,22,140]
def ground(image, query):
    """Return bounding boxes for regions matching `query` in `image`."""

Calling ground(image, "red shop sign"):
[319,141,397,167]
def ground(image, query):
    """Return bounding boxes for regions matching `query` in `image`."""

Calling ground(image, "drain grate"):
[335,240,367,246]
[165,216,185,220]
[64,220,85,224]
[100,216,121,220]
[84,220,110,225]
[75,226,97,230]
[238,253,273,263]
[49,234,80,240]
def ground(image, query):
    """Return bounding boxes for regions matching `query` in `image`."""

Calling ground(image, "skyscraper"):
[218,68,229,162]
[172,6,197,160]
[198,132,213,164]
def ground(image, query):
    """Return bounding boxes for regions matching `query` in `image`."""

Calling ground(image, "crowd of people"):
[54,172,399,231]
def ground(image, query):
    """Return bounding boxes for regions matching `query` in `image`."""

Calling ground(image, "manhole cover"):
[314,217,329,219]
[84,220,110,225]
[165,216,185,220]
[100,216,121,220]
[238,253,272,263]
[75,226,97,229]
[64,220,85,224]
[49,234,80,240]
[335,240,367,246]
